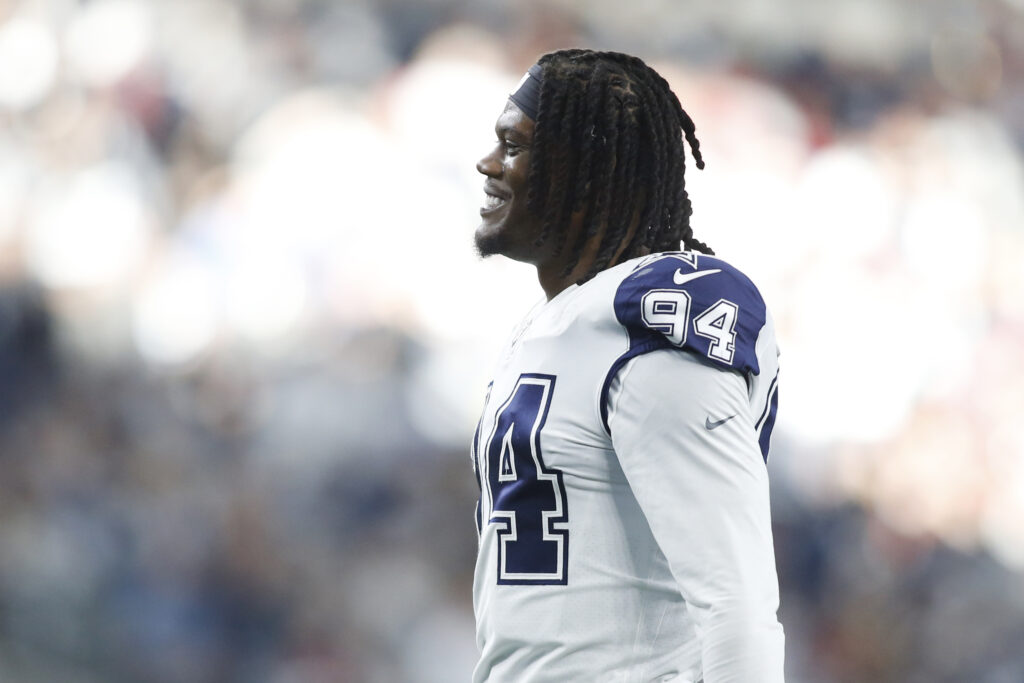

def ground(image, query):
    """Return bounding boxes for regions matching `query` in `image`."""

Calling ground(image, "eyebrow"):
[496,123,532,143]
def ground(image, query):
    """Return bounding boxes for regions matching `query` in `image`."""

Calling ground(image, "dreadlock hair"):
[525,49,713,282]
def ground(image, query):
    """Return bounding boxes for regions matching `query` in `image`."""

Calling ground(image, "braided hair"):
[525,49,712,281]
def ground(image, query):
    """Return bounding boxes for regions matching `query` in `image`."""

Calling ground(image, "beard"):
[473,208,548,264]
[474,225,507,259]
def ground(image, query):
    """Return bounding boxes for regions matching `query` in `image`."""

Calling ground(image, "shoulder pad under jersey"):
[612,251,767,376]
[600,251,771,435]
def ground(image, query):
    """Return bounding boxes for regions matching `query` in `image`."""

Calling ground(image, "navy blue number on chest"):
[482,373,568,585]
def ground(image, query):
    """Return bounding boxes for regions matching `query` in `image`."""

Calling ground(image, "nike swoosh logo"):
[705,415,736,430]
[673,268,721,286]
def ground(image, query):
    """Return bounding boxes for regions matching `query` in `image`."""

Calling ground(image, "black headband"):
[508,64,543,120]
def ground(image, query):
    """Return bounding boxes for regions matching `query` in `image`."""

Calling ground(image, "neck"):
[536,259,589,301]
[533,212,597,300]
[536,224,647,301]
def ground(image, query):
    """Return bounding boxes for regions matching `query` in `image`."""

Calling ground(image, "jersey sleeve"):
[607,348,785,682]
[600,252,771,436]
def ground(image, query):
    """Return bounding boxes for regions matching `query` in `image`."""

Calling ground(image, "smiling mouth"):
[481,192,509,215]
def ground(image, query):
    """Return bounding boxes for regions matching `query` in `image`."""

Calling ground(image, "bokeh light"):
[24,162,154,289]
[65,0,153,88]
[0,16,58,110]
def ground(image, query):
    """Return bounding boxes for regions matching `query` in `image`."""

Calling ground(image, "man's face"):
[474,101,544,263]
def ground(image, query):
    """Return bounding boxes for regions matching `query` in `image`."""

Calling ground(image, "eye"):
[506,140,528,157]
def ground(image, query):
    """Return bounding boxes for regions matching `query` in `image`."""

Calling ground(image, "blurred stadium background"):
[0,0,1022,681]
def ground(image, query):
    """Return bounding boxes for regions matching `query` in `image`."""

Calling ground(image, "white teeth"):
[483,194,506,209]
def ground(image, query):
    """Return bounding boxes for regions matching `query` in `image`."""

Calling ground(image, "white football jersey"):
[471,252,784,683]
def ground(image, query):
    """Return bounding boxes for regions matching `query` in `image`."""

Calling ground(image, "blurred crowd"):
[0,0,1023,681]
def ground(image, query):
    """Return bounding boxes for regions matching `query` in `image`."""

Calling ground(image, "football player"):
[472,49,784,682]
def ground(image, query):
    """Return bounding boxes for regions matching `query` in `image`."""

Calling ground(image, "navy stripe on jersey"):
[473,381,494,536]
[755,372,778,431]
[472,416,483,535]
[756,372,780,461]
[601,252,768,435]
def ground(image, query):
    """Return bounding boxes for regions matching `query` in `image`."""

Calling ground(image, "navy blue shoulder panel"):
[601,252,767,433]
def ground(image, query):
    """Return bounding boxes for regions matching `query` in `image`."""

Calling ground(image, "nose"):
[476,147,501,177]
